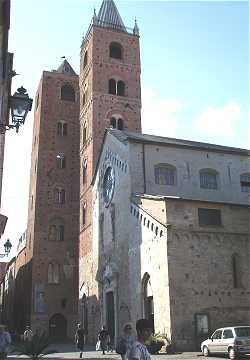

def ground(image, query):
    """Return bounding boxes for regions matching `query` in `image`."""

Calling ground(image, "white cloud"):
[141,87,181,137]
[194,102,241,136]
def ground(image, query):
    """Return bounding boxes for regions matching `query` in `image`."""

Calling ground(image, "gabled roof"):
[109,129,250,156]
[56,59,77,76]
[97,0,126,32]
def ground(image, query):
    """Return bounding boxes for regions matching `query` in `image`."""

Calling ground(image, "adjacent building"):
[12,60,80,339]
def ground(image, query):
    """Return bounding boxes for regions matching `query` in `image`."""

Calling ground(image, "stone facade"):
[90,129,250,350]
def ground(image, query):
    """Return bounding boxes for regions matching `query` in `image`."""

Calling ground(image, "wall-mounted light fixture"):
[0,86,33,133]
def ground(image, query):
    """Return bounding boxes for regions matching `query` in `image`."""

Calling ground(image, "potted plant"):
[12,332,57,360]
[145,333,165,354]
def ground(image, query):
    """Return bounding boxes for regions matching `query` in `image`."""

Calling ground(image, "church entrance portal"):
[49,313,67,341]
[106,291,115,342]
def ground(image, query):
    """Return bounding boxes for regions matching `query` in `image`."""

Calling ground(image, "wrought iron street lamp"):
[0,239,12,258]
[0,86,33,133]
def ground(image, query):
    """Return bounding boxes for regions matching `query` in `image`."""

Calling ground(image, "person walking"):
[0,325,11,360]
[23,326,33,342]
[75,324,86,358]
[98,325,109,355]
[116,323,135,360]
[128,319,152,360]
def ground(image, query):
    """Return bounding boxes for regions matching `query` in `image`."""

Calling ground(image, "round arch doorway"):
[49,313,67,342]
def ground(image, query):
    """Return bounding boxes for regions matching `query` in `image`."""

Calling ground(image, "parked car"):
[201,326,250,359]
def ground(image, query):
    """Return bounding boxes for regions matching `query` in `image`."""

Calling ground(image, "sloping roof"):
[109,129,250,156]
[56,59,77,76]
[97,0,126,32]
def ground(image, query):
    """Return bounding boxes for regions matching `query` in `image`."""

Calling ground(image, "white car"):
[201,326,250,359]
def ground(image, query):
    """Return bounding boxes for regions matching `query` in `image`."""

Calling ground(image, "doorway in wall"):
[106,291,115,342]
[49,313,67,341]
[143,273,155,333]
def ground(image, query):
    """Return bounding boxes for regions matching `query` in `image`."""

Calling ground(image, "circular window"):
[103,166,115,206]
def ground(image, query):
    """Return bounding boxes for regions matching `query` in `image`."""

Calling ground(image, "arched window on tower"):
[109,42,122,59]
[61,84,75,102]
[117,80,125,96]
[54,187,66,205]
[117,118,124,130]
[109,79,116,95]
[110,117,116,129]
[83,51,88,68]
[57,121,67,136]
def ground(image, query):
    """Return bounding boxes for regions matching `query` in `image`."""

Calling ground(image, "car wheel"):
[203,346,210,357]
[228,347,237,360]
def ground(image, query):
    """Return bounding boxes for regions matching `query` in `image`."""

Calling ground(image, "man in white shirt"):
[129,319,152,360]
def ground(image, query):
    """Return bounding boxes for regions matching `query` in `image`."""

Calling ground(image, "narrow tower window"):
[83,51,88,68]
[117,118,124,130]
[57,122,67,136]
[117,80,125,96]
[109,79,116,95]
[83,160,87,185]
[54,188,66,204]
[82,202,87,226]
[110,117,116,128]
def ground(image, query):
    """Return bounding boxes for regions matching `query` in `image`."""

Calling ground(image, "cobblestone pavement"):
[7,343,250,360]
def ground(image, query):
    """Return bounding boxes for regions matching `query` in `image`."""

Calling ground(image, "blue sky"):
[1,0,249,257]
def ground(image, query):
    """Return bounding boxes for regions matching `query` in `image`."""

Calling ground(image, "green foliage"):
[12,332,57,360]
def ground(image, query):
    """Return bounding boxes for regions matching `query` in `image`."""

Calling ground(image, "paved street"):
[7,343,250,360]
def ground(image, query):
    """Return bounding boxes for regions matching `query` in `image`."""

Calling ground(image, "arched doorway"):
[49,313,67,341]
[142,273,155,333]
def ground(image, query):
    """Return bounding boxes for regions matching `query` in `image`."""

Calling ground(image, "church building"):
[78,0,250,350]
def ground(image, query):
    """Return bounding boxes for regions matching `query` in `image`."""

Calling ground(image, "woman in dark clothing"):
[75,324,86,358]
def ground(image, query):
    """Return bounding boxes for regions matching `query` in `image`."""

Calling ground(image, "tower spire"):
[97,0,126,32]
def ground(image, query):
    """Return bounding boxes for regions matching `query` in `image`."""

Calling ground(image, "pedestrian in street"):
[23,325,33,342]
[0,325,11,360]
[75,324,86,358]
[98,325,109,355]
[116,323,135,360]
[128,319,152,360]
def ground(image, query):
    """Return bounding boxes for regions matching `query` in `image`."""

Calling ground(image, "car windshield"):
[234,327,250,337]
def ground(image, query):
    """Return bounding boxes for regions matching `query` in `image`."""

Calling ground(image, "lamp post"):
[0,86,33,133]
[0,239,12,258]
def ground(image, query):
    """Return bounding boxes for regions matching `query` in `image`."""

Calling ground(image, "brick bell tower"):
[79,0,141,341]
[25,60,80,339]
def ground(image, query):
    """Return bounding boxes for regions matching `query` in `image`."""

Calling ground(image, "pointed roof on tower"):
[56,59,77,76]
[97,0,126,32]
